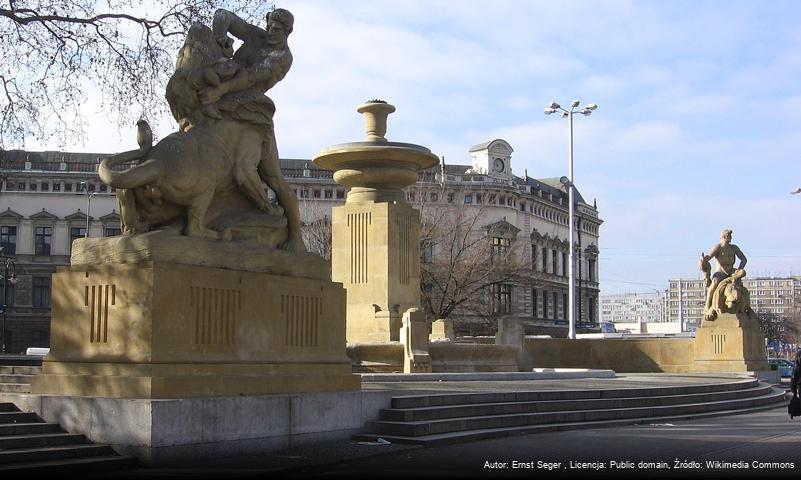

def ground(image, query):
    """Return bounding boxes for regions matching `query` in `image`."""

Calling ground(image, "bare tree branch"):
[0,0,271,149]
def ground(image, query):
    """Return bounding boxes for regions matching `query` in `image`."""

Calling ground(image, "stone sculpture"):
[698,229,752,321]
[98,8,305,251]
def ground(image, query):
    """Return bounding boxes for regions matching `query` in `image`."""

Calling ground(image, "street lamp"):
[79,182,97,237]
[0,247,18,354]
[545,100,597,339]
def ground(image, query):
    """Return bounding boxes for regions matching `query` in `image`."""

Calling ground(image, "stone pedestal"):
[692,313,768,373]
[430,319,454,341]
[331,201,421,343]
[31,262,359,398]
[400,308,431,373]
[312,100,439,344]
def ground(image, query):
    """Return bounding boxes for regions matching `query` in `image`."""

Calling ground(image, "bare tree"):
[302,215,332,261]
[414,185,532,334]
[0,0,269,149]
[757,308,801,351]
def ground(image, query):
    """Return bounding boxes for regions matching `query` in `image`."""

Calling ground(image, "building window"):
[542,290,549,319]
[552,249,557,275]
[325,190,333,199]
[430,192,439,202]
[313,189,321,199]
[541,249,547,272]
[531,245,537,271]
[447,193,454,203]
[17,183,25,191]
[588,259,596,282]
[104,228,122,237]
[99,184,108,192]
[32,277,51,308]
[532,288,538,318]
[491,283,512,314]
[421,239,433,264]
[562,252,567,277]
[30,183,38,191]
[553,292,559,320]
[563,293,568,319]
[0,226,16,255]
[35,226,52,256]
[64,183,72,192]
[491,236,510,261]
[464,195,473,204]
[70,227,86,249]
[336,189,345,199]
[41,182,49,191]
[589,297,596,323]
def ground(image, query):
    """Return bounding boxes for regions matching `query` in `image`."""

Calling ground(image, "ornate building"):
[0,139,602,352]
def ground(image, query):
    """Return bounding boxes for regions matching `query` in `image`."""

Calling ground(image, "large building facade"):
[0,139,602,352]
[600,292,672,334]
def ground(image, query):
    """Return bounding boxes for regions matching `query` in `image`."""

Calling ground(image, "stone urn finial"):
[357,100,396,142]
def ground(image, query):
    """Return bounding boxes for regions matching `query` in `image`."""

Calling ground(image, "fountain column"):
[313,100,439,342]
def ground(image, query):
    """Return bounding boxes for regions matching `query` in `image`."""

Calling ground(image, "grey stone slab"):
[289,391,363,435]
[92,397,152,446]
[150,398,203,447]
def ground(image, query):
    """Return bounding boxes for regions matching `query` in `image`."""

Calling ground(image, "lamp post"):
[79,182,97,237]
[0,247,18,354]
[545,100,597,339]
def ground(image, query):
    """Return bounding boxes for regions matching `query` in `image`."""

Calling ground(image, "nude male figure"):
[699,229,747,310]
[199,8,305,250]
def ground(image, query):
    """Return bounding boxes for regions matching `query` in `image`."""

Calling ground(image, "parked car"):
[768,358,793,377]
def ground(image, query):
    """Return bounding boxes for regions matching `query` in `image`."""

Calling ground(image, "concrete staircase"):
[0,364,137,473]
[354,378,787,446]
[0,366,40,394]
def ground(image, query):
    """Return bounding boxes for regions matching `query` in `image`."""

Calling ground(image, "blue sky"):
[31,0,801,294]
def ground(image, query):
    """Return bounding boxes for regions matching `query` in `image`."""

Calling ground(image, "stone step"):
[0,383,31,394]
[0,411,39,424]
[0,366,41,375]
[389,378,759,408]
[0,454,138,473]
[0,433,89,450]
[354,401,786,447]
[0,422,62,437]
[370,388,785,437]
[0,444,114,465]
[0,374,35,384]
[380,384,774,422]
[0,403,19,412]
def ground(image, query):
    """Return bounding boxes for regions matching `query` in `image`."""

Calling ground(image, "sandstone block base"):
[31,262,359,398]
[692,313,768,373]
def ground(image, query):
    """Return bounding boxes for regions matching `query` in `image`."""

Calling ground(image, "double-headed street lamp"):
[0,247,18,354]
[545,100,597,339]
[79,182,97,237]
